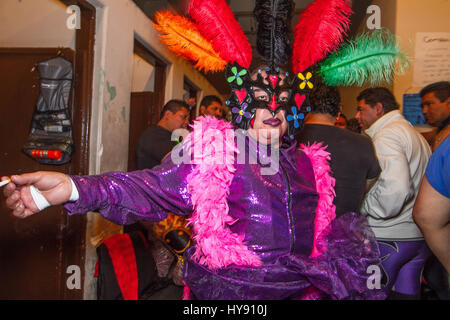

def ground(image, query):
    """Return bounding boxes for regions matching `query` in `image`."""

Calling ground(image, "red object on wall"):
[30,149,62,161]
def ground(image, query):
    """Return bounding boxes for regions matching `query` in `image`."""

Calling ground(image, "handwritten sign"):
[413,32,450,87]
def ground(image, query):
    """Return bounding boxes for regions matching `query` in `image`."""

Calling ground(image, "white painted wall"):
[88,0,222,175]
[393,0,450,104]
[0,0,75,48]
[84,0,223,299]
[131,53,155,92]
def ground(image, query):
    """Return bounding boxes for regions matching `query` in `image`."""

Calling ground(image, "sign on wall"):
[413,32,450,87]
[402,93,426,126]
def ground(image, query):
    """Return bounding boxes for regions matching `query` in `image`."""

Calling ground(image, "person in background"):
[418,81,450,300]
[347,117,362,134]
[356,87,432,300]
[335,112,347,129]
[296,82,381,217]
[186,96,197,126]
[420,81,450,151]
[198,95,223,119]
[413,136,450,274]
[136,99,192,298]
[136,99,190,170]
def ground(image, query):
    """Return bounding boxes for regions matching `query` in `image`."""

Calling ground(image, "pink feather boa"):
[185,116,262,271]
[183,118,336,294]
[299,142,336,257]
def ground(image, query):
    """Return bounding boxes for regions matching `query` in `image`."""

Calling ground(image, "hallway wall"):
[85,0,224,299]
[0,0,76,48]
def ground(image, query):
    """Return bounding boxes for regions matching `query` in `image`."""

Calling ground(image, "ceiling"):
[132,0,373,95]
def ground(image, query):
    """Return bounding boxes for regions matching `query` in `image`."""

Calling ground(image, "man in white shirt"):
[356,87,432,300]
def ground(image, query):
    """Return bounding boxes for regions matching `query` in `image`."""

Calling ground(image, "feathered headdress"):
[292,0,353,73]
[317,29,409,86]
[151,0,409,136]
[153,10,227,72]
[253,0,292,68]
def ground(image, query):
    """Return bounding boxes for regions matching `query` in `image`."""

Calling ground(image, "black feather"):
[254,0,292,67]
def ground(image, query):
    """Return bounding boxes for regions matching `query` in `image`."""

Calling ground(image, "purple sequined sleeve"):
[63,158,194,225]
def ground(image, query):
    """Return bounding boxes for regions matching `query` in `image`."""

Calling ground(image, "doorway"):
[0,0,95,299]
[127,39,167,172]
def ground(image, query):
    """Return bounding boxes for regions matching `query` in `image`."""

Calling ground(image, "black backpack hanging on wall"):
[23,56,74,165]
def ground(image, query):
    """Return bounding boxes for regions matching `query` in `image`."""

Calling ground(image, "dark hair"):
[159,99,189,120]
[347,118,361,134]
[309,82,341,117]
[200,95,222,108]
[356,87,399,113]
[419,81,450,102]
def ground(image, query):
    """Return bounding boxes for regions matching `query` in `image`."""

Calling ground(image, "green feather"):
[317,29,409,87]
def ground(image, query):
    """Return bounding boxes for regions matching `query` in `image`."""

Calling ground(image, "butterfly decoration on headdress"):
[152,0,408,138]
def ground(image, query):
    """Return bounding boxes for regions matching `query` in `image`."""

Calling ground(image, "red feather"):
[292,0,353,73]
[188,0,252,68]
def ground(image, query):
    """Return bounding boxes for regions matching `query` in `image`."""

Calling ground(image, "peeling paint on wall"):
[99,69,117,111]
[106,80,116,101]
[121,106,126,122]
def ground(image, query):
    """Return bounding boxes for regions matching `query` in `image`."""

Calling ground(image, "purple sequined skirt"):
[183,212,387,300]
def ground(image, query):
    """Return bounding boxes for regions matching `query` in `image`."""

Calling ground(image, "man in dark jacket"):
[136,99,190,170]
[296,83,381,216]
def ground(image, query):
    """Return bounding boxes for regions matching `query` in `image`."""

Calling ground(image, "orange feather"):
[153,11,227,72]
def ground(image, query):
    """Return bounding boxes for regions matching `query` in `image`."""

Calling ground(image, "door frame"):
[60,0,96,300]
[133,38,167,120]
[0,0,96,299]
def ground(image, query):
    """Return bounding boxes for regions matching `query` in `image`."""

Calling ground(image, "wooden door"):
[0,49,80,299]
[0,1,95,300]
[128,92,155,172]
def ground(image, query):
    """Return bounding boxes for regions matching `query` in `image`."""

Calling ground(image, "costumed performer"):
[2,0,409,300]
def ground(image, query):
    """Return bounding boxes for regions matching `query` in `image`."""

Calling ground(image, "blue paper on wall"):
[403,93,425,125]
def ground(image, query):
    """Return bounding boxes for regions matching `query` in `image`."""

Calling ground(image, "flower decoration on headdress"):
[287,106,305,129]
[227,66,247,86]
[297,72,314,90]
[232,103,252,124]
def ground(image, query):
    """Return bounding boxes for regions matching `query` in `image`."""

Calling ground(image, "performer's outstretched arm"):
[2,171,73,219]
[2,157,194,225]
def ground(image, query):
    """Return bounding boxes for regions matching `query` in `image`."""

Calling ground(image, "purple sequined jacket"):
[64,132,385,300]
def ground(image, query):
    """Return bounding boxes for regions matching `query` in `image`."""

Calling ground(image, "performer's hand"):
[2,172,72,219]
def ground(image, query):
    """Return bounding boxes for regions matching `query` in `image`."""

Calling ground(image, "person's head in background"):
[356,87,399,131]
[158,99,190,132]
[420,81,450,128]
[199,95,223,119]
[186,96,197,110]
[306,82,341,125]
[335,112,348,129]
[347,118,362,134]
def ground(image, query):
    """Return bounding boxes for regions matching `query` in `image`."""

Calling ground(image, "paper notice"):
[413,32,450,87]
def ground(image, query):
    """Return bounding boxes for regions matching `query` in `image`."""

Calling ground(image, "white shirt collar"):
[365,110,402,138]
